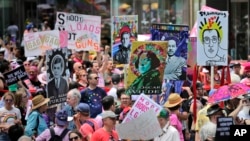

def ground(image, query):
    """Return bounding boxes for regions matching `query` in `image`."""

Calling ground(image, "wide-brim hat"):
[164,93,184,108]
[37,71,47,84]
[32,95,50,110]
[206,104,223,116]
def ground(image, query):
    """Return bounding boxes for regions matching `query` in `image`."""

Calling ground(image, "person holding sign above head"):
[154,108,180,141]
[47,56,68,98]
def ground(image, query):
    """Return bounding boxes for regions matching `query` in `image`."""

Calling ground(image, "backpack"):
[49,128,69,141]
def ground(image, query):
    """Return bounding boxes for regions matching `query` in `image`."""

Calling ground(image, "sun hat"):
[37,71,47,84]
[76,103,90,113]
[55,109,68,126]
[32,95,50,110]
[164,93,184,108]
[157,109,169,118]
[206,104,223,116]
[102,111,117,119]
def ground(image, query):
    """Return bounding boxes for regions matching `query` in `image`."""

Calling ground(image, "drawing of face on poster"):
[197,11,228,66]
[46,48,69,106]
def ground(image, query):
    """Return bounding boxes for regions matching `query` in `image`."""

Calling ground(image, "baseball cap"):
[157,109,169,118]
[76,103,90,113]
[102,111,117,119]
[55,109,68,126]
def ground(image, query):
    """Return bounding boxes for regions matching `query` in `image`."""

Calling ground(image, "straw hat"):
[164,93,183,108]
[32,95,50,110]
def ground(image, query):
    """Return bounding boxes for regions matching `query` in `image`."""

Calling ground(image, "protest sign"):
[24,30,60,56]
[122,94,162,123]
[215,117,233,141]
[55,12,101,51]
[116,109,162,140]
[3,65,28,86]
[125,41,167,95]
[197,11,228,66]
[46,48,69,106]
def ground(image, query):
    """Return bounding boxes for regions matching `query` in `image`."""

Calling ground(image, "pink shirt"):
[36,126,69,141]
[169,113,184,141]
[240,78,250,86]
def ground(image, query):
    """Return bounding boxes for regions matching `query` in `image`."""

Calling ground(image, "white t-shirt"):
[0,106,21,125]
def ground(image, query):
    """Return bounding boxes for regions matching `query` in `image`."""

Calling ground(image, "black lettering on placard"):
[58,13,65,24]
[230,125,250,140]
[3,65,28,86]
[215,117,233,141]
[68,33,76,40]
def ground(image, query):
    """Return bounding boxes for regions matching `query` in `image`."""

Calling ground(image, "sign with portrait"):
[23,30,60,57]
[3,65,28,86]
[111,15,138,64]
[197,11,229,66]
[46,48,69,106]
[151,23,189,81]
[55,12,101,51]
[125,41,167,95]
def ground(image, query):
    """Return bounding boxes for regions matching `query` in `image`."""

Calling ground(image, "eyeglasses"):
[93,77,99,80]
[5,99,13,103]
[69,136,79,141]
[203,36,218,44]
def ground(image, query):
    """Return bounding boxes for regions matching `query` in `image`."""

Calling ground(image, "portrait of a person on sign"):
[162,36,187,80]
[126,50,161,94]
[113,25,131,64]
[47,55,68,97]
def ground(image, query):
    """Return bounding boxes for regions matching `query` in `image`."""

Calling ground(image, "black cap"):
[206,104,223,116]
[111,73,121,85]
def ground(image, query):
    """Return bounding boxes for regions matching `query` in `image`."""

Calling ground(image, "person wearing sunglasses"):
[80,72,107,118]
[0,92,22,141]
[68,130,83,141]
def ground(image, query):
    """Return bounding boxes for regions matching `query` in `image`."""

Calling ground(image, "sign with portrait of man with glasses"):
[197,11,228,66]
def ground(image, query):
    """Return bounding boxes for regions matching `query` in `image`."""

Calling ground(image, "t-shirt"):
[80,87,107,118]
[169,113,184,141]
[79,119,99,141]
[91,128,119,141]
[0,107,21,125]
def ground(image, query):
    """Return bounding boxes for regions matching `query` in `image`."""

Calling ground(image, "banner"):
[111,15,138,64]
[122,94,162,123]
[3,65,28,86]
[116,109,162,140]
[125,41,167,95]
[46,48,69,106]
[151,23,189,81]
[197,11,229,66]
[55,12,101,51]
[24,30,60,57]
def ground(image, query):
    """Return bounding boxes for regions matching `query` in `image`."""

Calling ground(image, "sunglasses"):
[93,77,99,80]
[69,136,79,141]
[5,99,13,103]
[24,63,30,66]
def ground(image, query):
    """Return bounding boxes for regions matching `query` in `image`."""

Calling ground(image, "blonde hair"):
[3,92,15,103]
[15,88,27,107]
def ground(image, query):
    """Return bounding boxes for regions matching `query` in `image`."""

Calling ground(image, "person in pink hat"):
[164,93,184,141]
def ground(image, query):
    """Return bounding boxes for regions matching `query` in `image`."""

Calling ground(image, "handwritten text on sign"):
[55,12,101,51]
[122,94,162,123]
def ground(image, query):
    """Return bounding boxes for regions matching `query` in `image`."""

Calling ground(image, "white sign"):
[197,11,228,66]
[55,12,101,51]
[116,109,162,140]
[24,30,60,56]
[122,94,162,123]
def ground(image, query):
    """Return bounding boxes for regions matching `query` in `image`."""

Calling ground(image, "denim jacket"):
[24,110,48,137]
[63,104,76,130]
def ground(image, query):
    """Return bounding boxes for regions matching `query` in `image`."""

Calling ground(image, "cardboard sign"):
[215,117,233,141]
[197,11,229,66]
[116,109,162,140]
[24,30,60,56]
[3,65,28,86]
[122,94,162,123]
[55,12,101,51]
